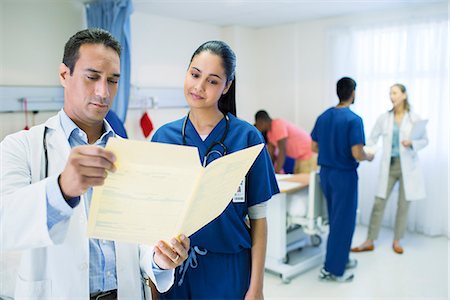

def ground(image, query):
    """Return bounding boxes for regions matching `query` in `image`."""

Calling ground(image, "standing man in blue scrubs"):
[311,77,374,282]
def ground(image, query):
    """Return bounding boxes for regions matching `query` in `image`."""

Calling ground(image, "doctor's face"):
[390,85,406,109]
[184,51,231,111]
[60,43,120,127]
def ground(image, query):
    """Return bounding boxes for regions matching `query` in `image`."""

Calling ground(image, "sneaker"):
[345,258,358,269]
[318,268,354,282]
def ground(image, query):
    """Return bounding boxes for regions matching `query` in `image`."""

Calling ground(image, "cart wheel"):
[282,277,291,284]
[311,234,322,247]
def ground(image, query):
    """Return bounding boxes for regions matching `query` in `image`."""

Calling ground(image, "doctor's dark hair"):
[62,28,121,75]
[189,40,237,116]
[391,83,411,112]
[336,77,357,102]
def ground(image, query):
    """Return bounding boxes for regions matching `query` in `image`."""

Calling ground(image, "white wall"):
[131,13,223,88]
[253,24,299,124]
[1,1,85,86]
[0,0,4,84]
[263,2,447,236]
[0,1,446,141]
[222,25,259,123]
[0,0,85,141]
[127,12,224,140]
[255,2,447,132]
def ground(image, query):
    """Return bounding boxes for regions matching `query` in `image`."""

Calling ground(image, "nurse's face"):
[390,85,406,109]
[59,43,120,127]
[184,51,231,111]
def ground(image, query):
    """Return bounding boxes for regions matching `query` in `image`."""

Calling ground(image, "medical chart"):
[409,119,428,140]
[363,145,379,155]
[87,138,263,246]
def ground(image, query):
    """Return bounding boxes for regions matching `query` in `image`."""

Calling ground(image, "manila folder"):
[87,138,264,246]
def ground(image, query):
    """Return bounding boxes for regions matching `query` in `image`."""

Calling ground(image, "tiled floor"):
[264,225,449,300]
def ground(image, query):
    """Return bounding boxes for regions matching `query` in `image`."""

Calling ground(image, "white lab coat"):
[0,114,174,299]
[367,111,428,201]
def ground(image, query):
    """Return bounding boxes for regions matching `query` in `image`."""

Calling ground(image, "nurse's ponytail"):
[218,79,236,117]
[189,41,237,116]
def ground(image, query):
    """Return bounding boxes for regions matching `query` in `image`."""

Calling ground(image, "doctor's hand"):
[401,140,412,148]
[59,145,116,199]
[154,235,190,270]
[366,153,375,162]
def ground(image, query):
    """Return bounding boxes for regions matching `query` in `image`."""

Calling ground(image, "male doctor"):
[0,28,189,299]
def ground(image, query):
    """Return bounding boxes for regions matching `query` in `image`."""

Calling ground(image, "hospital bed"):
[265,172,328,283]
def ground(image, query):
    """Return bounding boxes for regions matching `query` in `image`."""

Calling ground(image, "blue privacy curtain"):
[86,0,133,122]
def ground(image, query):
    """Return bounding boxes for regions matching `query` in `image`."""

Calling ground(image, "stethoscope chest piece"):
[182,112,229,167]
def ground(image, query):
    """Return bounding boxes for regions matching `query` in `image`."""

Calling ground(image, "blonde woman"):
[352,84,428,254]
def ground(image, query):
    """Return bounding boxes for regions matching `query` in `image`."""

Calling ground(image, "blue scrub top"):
[152,113,279,254]
[105,110,128,138]
[311,107,365,170]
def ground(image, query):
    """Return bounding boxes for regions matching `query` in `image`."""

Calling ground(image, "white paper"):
[409,119,428,140]
[364,145,379,155]
[87,138,264,246]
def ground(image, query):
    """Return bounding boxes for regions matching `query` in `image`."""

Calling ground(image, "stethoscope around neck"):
[182,112,229,167]
[43,126,50,178]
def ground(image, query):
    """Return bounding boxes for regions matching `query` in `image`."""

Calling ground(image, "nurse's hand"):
[59,145,116,199]
[401,140,412,148]
[154,235,190,269]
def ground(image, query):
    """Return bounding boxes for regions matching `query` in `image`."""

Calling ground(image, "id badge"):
[232,178,246,203]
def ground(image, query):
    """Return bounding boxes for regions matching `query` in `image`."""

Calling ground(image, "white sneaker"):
[318,268,354,282]
[345,258,358,269]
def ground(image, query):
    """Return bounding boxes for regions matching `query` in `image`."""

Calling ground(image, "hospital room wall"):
[220,26,259,123]
[253,2,447,133]
[0,2,446,140]
[0,1,3,84]
[0,0,85,140]
[0,5,262,141]
[256,2,448,235]
[128,15,261,140]
[127,12,219,140]
[0,6,221,141]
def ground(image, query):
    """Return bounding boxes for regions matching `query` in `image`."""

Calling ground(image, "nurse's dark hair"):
[390,83,411,112]
[189,40,237,116]
[336,77,357,102]
[62,28,121,75]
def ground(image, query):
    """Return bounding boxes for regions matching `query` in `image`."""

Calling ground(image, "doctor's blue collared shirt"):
[45,109,117,294]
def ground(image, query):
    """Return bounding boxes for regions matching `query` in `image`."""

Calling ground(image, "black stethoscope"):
[182,112,229,167]
[43,126,49,178]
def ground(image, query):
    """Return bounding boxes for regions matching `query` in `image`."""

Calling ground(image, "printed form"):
[87,138,263,246]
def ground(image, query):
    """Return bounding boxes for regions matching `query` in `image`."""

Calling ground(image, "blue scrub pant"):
[159,248,251,299]
[320,167,358,276]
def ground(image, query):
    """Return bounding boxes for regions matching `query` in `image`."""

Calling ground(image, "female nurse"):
[352,84,428,254]
[151,41,279,299]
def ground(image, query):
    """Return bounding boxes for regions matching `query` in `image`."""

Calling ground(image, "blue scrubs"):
[283,156,296,174]
[105,110,128,138]
[311,107,365,276]
[152,113,279,299]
